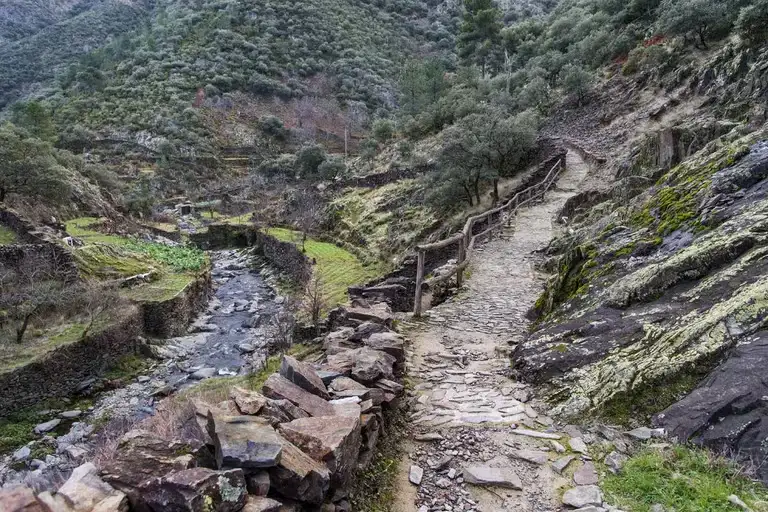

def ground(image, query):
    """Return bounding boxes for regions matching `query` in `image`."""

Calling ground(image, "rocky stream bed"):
[0,248,287,492]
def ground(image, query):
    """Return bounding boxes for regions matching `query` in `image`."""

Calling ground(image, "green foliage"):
[602,445,768,511]
[399,58,447,117]
[256,154,297,177]
[317,156,347,181]
[736,0,768,47]
[359,138,379,161]
[458,0,503,77]
[296,144,327,178]
[372,119,395,143]
[0,123,72,203]
[560,64,592,105]
[432,107,538,208]
[655,0,733,48]
[622,45,672,75]
[9,101,56,142]
[260,115,289,140]
[123,241,206,273]
[0,226,17,245]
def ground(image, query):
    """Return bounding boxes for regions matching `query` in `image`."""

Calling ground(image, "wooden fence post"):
[456,238,466,288]
[413,249,425,317]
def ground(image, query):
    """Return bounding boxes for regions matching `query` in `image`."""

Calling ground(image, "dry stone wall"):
[0,308,143,416]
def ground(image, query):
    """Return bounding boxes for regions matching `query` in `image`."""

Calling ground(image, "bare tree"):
[301,275,328,335]
[0,254,72,343]
[268,308,296,355]
[293,189,323,252]
[79,281,120,340]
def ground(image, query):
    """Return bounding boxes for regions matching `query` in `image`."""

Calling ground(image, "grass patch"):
[349,405,408,511]
[0,315,114,373]
[104,354,152,381]
[266,227,380,307]
[121,272,196,302]
[0,226,17,245]
[602,445,768,512]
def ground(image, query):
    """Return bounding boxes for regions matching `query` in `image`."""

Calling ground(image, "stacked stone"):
[0,301,405,512]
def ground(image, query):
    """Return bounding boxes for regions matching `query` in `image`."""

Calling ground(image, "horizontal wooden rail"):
[413,156,566,316]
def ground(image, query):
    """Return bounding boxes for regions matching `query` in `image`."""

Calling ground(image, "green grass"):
[0,226,17,245]
[602,445,768,512]
[266,227,381,307]
[65,217,131,245]
[104,353,152,381]
[120,272,196,302]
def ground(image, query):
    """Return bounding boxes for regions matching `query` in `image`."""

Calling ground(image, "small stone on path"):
[414,432,444,442]
[626,427,653,440]
[190,367,217,380]
[463,466,522,490]
[562,485,603,508]
[509,449,548,465]
[34,418,60,434]
[569,437,588,454]
[409,465,424,486]
[510,427,561,440]
[573,461,599,485]
[552,456,575,474]
[604,451,626,474]
[551,440,566,453]
[13,445,30,461]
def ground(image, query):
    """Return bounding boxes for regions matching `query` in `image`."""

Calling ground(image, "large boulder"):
[101,430,204,506]
[278,416,362,495]
[207,415,283,470]
[326,348,396,384]
[262,374,336,417]
[280,355,330,399]
[0,487,47,512]
[328,377,368,393]
[58,463,126,511]
[269,434,330,505]
[344,304,393,328]
[364,332,405,364]
[142,468,247,512]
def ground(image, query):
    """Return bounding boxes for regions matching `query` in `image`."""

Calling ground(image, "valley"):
[2,0,768,511]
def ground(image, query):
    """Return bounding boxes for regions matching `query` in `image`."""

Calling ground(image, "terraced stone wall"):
[0,308,143,416]
[140,269,213,337]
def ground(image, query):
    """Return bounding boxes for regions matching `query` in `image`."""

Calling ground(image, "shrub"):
[317,156,347,180]
[736,0,768,48]
[260,115,288,140]
[296,144,327,178]
[372,119,395,142]
[359,138,379,160]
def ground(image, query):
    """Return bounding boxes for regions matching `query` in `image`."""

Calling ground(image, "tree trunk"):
[492,179,499,205]
[473,176,481,206]
[698,27,708,49]
[16,314,32,343]
[0,187,6,203]
[463,185,474,206]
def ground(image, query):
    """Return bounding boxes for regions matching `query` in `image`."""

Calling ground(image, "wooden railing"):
[413,156,567,316]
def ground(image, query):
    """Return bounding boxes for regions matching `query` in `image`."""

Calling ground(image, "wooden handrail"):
[413,156,566,316]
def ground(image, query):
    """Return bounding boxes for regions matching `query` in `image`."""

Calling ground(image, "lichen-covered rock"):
[101,430,204,506]
[142,468,247,512]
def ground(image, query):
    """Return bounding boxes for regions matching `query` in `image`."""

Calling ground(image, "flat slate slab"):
[509,449,548,465]
[562,485,603,508]
[509,428,561,440]
[463,466,522,490]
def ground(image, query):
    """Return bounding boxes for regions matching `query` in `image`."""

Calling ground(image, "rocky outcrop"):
[514,128,768,481]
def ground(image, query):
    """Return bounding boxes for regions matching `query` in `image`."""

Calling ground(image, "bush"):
[317,156,347,180]
[372,119,395,142]
[622,45,671,75]
[296,144,327,177]
[560,64,593,105]
[736,0,768,47]
[256,154,297,176]
[359,138,379,160]
[397,140,413,159]
[260,115,289,140]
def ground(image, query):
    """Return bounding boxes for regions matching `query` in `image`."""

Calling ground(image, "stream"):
[0,248,286,490]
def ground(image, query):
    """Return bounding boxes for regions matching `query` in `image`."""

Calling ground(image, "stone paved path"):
[393,151,601,512]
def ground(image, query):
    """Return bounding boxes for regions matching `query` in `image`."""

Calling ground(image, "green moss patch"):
[0,226,17,245]
[603,445,768,512]
[121,272,196,302]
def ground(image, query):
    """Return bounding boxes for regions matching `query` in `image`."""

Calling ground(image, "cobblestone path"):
[393,151,611,512]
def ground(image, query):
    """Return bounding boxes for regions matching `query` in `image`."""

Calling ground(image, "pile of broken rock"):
[0,302,406,512]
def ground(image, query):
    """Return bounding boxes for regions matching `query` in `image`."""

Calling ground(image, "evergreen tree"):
[457,0,503,78]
